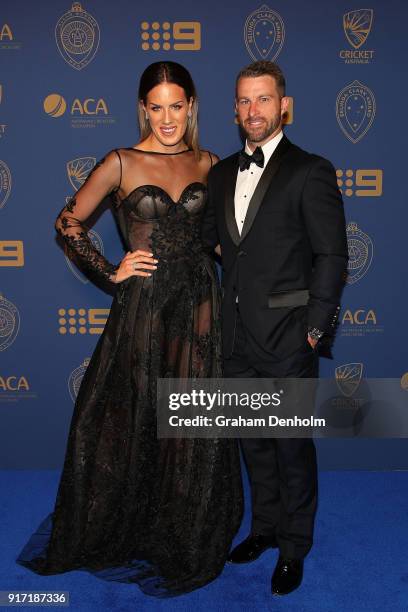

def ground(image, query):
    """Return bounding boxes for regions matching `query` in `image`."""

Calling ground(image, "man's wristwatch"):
[308,327,324,342]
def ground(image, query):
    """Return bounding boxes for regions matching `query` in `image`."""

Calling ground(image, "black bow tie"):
[238,147,264,172]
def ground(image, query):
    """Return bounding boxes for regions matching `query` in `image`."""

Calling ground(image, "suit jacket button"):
[237,250,246,257]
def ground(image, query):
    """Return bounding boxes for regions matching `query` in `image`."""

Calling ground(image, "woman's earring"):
[145,112,149,120]
[187,110,192,118]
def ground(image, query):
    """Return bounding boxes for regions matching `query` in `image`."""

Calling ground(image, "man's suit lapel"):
[240,135,291,243]
[223,153,241,246]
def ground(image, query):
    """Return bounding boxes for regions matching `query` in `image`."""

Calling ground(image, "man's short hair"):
[236,61,286,98]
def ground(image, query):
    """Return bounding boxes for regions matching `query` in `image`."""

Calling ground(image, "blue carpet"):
[1,470,407,611]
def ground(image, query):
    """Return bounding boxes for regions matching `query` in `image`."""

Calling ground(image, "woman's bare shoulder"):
[200,150,220,169]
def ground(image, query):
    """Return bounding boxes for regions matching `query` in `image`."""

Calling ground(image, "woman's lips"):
[160,126,177,137]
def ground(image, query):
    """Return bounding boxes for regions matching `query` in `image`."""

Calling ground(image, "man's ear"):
[280,96,289,117]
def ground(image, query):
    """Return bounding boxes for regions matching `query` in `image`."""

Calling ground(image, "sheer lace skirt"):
[17,257,243,597]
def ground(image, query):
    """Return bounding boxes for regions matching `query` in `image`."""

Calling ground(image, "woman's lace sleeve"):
[55,150,122,283]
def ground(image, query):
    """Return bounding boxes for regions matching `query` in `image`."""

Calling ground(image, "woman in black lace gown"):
[17,62,243,597]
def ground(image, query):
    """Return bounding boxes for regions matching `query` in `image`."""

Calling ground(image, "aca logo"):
[71,98,109,115]
[56,3,100,70]
[58,308,110,335]
[0,293,20,351]
[335,363,363,397]
[0,241,24,267]
[43,94,114,128]
[340,9,374,64]
[336,168,382,197]
[140,21,201,51]
[68,358,90,401]
[346,222,373,284]
[244,5,285,61]
[0,376,30,391]
[0,374,35,403]
[336,80,376,143]
[341,308,384,337]
[43,94,67,118]
[0,23,21,50]
[0,160,12,210]
[44,94,109,117]
[67,157,96,191]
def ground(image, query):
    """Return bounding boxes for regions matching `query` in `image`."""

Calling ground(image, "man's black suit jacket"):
[201,135,348,360]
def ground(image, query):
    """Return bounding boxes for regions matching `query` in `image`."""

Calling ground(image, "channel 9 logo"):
[0,241,24,266]
[58,308,110,335]
[140,21,201,51]
[336,169,382,197]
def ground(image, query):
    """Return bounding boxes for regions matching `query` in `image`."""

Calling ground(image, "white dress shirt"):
[234,130,283,234]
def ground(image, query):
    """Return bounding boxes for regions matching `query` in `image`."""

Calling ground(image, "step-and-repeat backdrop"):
[1,1,407,468]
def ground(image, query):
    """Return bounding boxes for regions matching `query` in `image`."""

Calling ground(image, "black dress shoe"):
[271,556,303,595]
[227,533,277,564]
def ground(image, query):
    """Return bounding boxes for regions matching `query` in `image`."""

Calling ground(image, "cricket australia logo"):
[67,157,96,190]
[343,9,373,49]
[335,363,363,397]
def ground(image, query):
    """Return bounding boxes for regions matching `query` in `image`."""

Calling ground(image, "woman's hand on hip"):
[114,250,158,283]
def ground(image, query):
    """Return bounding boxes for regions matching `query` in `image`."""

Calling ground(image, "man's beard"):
[240,113,281,144]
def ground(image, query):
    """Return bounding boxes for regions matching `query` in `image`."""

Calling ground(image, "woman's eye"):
[151,106,160,112]
[172,105,182,110]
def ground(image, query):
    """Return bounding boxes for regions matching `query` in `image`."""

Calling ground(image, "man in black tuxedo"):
[202,61,348,596]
